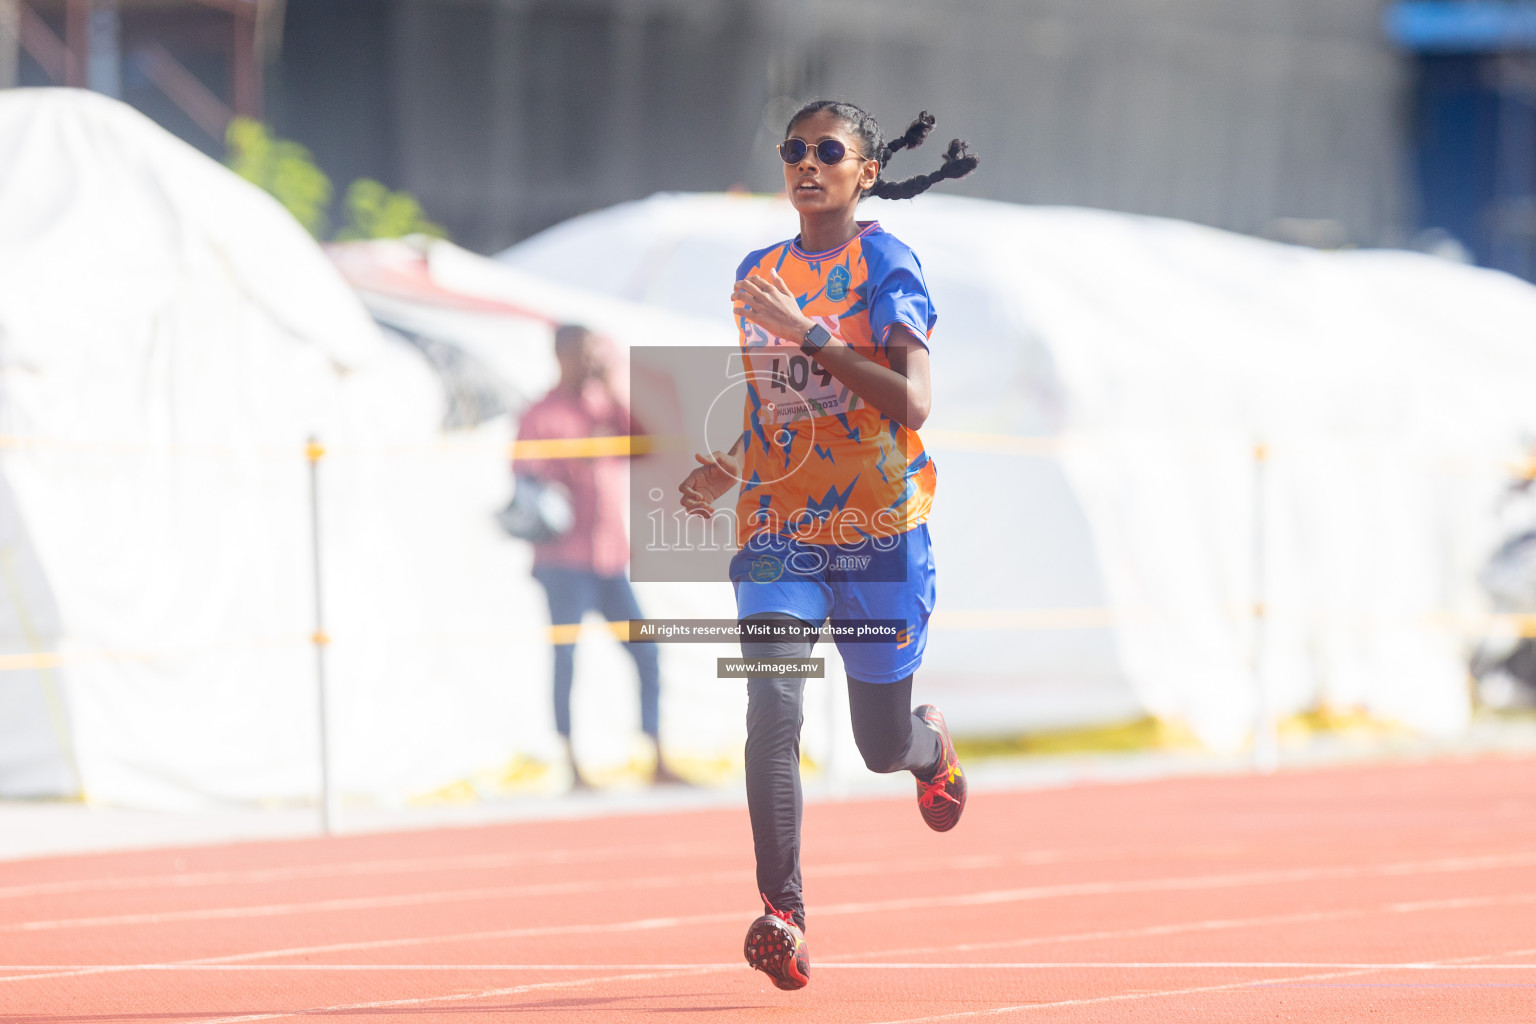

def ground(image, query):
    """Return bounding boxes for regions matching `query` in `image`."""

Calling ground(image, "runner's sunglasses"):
[778,137,869,165]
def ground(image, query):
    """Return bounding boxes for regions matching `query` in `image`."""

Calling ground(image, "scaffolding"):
[0,0,282,140]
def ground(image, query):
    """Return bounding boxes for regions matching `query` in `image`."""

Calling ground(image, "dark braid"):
[880,112,935,162]
[867,138,979,201]
[785,100,978,202]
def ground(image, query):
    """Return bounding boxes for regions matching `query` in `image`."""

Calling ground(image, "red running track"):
[1,754,1535,1022]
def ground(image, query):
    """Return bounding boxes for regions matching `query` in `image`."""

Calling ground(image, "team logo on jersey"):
[826,264,851,302]
[748,554,784,583]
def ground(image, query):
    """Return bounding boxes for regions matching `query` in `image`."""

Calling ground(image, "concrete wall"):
[276,0,1408,253]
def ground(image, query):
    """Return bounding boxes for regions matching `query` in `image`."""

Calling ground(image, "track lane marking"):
[0,841,737,900]
[0,852,1039,933]
[0,962,1482,1024]
[0,844,1130,902]
[0,848,1230,932]
[9,848,1535,935]
[6,883,1536,988]
[181,965,733,1024]
[0,911,750,985]
[51,947,1536,1024]
[6,961,1536,972]
[822,891,1536,963]
[857,945,1536,1023]
[0,869,749,933]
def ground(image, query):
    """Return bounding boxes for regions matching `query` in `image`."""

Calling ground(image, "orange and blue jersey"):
[734,221,938,548]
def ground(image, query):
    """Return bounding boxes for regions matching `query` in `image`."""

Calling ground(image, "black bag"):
[496,475,575,544]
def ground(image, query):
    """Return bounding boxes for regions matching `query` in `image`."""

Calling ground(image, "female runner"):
[679,100,978,990]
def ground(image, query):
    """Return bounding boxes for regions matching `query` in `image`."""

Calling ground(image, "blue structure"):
[1389,2,1536,279]
[1388,2,1536,51]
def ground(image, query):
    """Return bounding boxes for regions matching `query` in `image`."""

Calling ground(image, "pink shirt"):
[514,383,631,576]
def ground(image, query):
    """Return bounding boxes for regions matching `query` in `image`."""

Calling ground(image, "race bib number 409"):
[743,321,863,426]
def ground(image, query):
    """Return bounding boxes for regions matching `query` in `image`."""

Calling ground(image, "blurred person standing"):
[514,324,681,789]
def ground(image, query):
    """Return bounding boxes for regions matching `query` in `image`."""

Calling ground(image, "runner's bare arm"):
[809,326,930,430]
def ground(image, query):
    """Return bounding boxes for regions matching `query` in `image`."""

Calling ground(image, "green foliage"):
[335,178,448,242]
[224,118,449,243]
[224,117,333,238]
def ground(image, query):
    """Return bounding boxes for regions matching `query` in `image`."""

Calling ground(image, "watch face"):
[804,324,830,350]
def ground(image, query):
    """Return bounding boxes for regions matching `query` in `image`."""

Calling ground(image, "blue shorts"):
[729,524,936,684]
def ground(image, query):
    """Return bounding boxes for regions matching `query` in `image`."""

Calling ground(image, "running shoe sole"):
[744,913,809,990]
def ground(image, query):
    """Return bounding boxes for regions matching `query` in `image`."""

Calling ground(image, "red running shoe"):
[914,704,966,832]
[743,894,809,990]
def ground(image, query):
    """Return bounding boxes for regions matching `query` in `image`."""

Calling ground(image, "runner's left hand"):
[678,450,739,518]
[733,270,813,342]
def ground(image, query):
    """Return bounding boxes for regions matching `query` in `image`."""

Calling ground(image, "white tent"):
[0,90,748,809]
[500,192,1536,751]
[0,89,508,807]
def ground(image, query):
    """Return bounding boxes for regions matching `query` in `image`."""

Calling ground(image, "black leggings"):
[742,613,942,931]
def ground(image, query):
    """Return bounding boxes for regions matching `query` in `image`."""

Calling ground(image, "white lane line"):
[860,945,1536,1024]
[182,965,733,1024]
[833,962,1536,970]
[0,830,1130,903]
[0,911,750,986]
[0,964,743,972]
[860,968,1404,1024]
[0,839,1311,904]
[4,961,1536,972]
[0,845,1099,903]
[0,851,1010,934]
[810,850,1536,918]
[857,945,1536,1023]
[0,841,735,901]
[823,891,1536,964]
[6,860,1534,989]
[1388,891,1536,913]
[115,945,1536,1024]
[9,848,1536,935]
[4,889,1534,990]
[0,870,745,932]
[823,906,1368,963]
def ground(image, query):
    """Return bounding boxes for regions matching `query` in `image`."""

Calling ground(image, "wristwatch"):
[800,323,831,356]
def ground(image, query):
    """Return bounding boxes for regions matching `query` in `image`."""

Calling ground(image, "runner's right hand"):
[678,450,739,518]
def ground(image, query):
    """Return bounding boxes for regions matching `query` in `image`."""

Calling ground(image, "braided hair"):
[786,100,978,201]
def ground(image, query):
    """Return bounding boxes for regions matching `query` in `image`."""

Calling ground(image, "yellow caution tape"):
[0,635,313,673]
[547,621,632,645]
[509,435,671,460]
[0,652,63,671]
